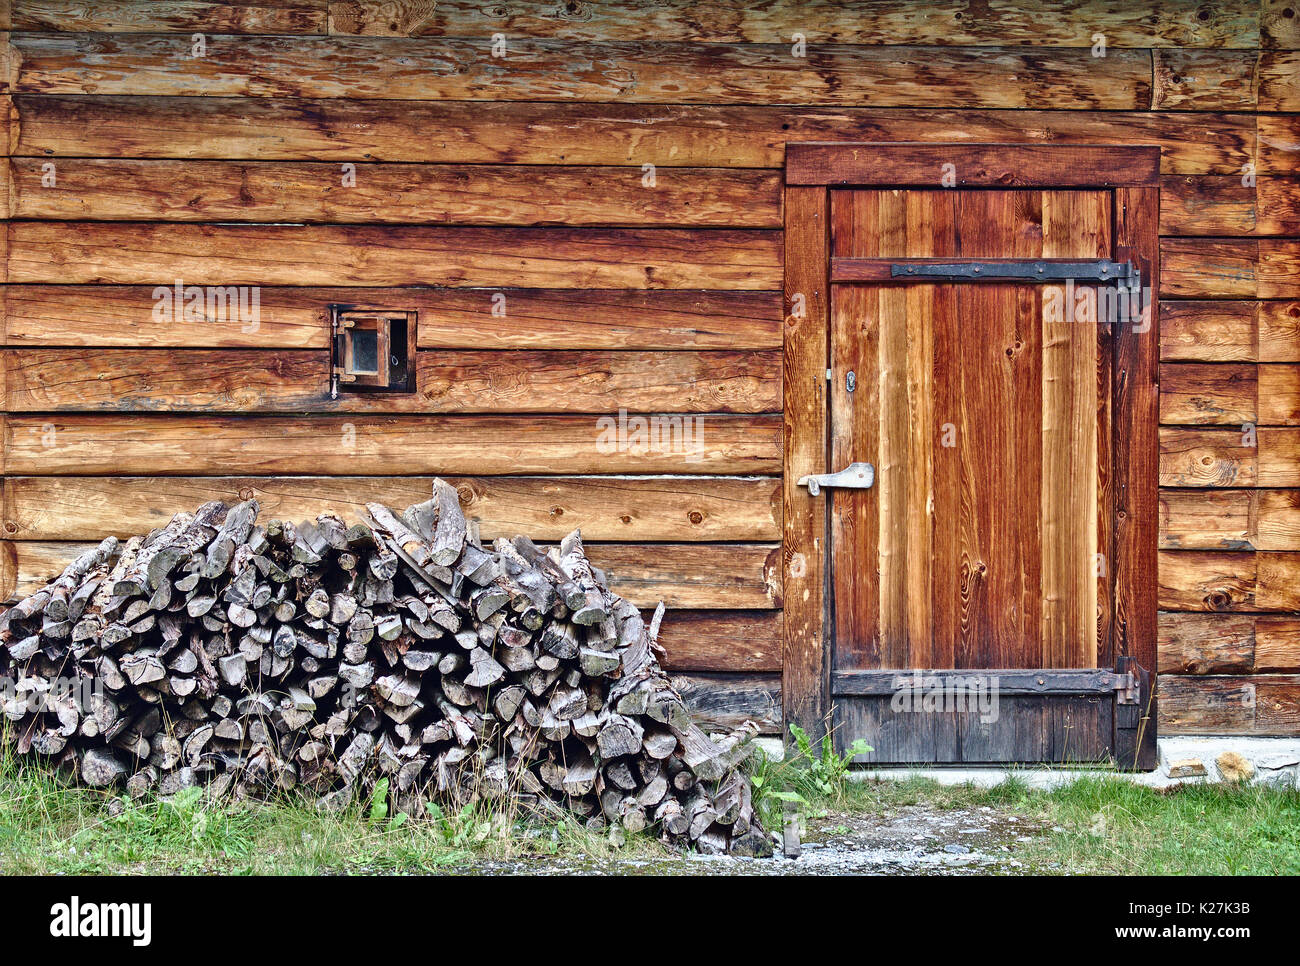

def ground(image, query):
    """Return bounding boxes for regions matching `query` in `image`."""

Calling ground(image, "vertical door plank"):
[875,190,913,670]
[954,191,1044,669]
[1041,190,1110,668]
[830,189,884,671]
[783,185,830,741]
[829,280,880,670]
[1114,186,1161,771]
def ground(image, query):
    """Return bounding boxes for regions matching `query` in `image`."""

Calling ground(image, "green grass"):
[0,751,669,875]
[5,738,1298,874]
[833,773,1300,875]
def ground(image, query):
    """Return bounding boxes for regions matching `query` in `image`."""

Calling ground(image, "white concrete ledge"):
[820,738,1300,790]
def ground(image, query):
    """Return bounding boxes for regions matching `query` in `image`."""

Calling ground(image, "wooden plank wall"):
[0,0,1297,739]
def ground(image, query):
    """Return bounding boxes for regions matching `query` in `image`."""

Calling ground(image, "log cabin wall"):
[0,0,1296,740]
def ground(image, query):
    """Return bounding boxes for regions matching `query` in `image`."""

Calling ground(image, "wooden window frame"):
[330,306,418,394]
[781,143,1160,759]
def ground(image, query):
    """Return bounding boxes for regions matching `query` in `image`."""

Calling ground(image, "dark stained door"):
[827,188,1146,764]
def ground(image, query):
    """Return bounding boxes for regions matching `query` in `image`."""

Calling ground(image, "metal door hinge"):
[890,259,1140,287]
[797,462,875,496]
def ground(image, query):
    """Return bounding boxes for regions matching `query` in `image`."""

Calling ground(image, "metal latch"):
[1113,670,1140,705]
[797,462,875,497]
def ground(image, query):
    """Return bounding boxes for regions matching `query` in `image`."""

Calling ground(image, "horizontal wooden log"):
[1158,612,1300,674]
[1,475,781,542]
[1160,488,1300,551]
[1159,177,1300,236]
[1159,363,1300,425]
[1159,175,1256,235]
[326,0,1259,46]
[788,141,1158,187]
[1258,115,1299,175]
[10,97,1258,174]
[670,672,781,733]
[1259,51,1300,111]
[1,348,783,414]
[0,286,782,350]
[1159,427,1300,487]
[0,538,780,609]
[592,544,780,610]
[2,223,782,289]
[12,0,329,32]
[655,610,781,673]
[4,158,782,226]
[1151,48,1258,110]
[413,350,781,414]
[1258,179,1300,236]
[1161,239,1300,299]
[0,414,782,475]
[1159,301,1300,362]
[1158,550,1300,612]
[1159,674,1300,735]
[1264,1,1300,48]
[4,34,1151,108]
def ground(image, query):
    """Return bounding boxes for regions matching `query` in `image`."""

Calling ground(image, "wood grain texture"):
[1158,674,1300,735]
[5,223,782,288]
[1159,301,1300,362]
[1042,189,1108,670]
[1157,174,1300,237]
[1158,550,1300,612]
[1151,48,1259,110]
[829,186,1109,673]
[1259,51,1300,110]
[1160,427,1300,486]
[781,184,828,740]
[1257,114,1300,175]
[1113,186,1160,691]
[1161,239,1300,298]
[1159,175,1256,235]
[0,413,781,475]
[0,538,781,609]
[655,611,781,673]
[789,142,1159,187]
[10,97,1258,174]
[1160,488,1300,550]
[6,158,782,226]
[326,0,1261,47]
[0,286,781,350]
[671,673,781,733]
[1,348,783,414]
[12,0,328,32]
[1258,179,1300,235]
[0,474,781,542]
[1262,0,1300,48]
[1159,362,1300,425]
[1160,612,1300,674]
[5,34,1152,108]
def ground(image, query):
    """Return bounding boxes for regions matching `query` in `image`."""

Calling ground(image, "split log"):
[0,479,768,855]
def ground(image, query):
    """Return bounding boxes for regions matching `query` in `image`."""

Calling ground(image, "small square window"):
[330,307,416,394]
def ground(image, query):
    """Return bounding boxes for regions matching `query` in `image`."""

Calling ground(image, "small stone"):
[729,828,775,858]
[1167,758,1206,778]
[943,843,971,854]
[1216,751,1255,783]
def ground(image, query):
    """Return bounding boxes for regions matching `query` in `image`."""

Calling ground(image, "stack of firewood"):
[0,481,770,856]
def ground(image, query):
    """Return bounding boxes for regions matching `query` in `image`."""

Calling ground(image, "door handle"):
[797,462,875,497]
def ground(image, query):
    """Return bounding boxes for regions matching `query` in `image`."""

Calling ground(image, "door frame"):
[780,142,1160,766]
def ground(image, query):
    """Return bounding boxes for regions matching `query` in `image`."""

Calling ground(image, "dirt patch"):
[431,803,1058,875]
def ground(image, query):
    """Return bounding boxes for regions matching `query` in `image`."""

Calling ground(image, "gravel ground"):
[436,804,1056,875]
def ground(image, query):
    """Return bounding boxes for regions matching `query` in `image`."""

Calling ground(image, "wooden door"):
[826,187,1144,764]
